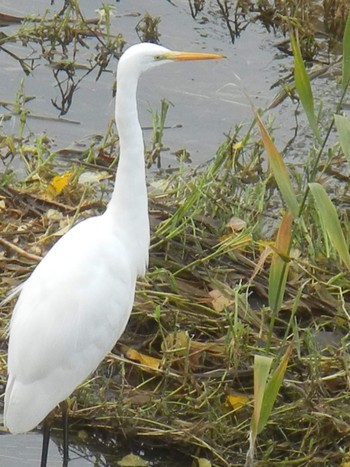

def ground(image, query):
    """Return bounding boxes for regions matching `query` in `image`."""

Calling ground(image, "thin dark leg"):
[61,401,69,466]
[40,419,51,467]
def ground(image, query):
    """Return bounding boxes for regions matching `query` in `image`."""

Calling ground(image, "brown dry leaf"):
[191,339,226,357]
[226,392,250,411]
[250,244,273,283]
[163,330,190,355]
[125,347,161,371]
[46,171,72,198]
[125,390,154,406]
[209,289,232,312]
[174,277,208,298]
[227,216,247,232]
[163,331,202,368]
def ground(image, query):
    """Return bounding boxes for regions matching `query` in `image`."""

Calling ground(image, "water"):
[0,0,302,168]
[0,430,192,466]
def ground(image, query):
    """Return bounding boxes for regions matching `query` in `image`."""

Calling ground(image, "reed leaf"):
[334,114,350,165]
[268,212,293,314]
[251,355,272,441]
[256,113,299,218]
[309,183,350,270]
[257,343,293,434]
[290,32,320,141]
[342,13,350,92]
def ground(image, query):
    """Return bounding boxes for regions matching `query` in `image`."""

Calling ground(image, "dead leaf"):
[46,171,72,198]
[209,289,232,312]
[250,244,273,283]
[163,331,203,369]
[226,392,250,411]
[227,216,246,232]
[78,170,110,184]
[164,330,190,354]
[125,347,161,371]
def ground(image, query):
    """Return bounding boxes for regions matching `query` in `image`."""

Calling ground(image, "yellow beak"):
[158,51,224,61]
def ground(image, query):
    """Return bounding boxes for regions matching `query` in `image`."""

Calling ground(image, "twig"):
[0,238,42,262]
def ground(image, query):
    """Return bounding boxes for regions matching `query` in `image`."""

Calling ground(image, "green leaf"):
[251,354,272,439]
[268,212,293,314]
[256,113,299,218]
[342,13,350,92]
[334,114,350,165]
[309,182,350,271]
[290,32,320,141]
[258,343,293,434]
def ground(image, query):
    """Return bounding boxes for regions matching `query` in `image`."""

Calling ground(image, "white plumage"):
[4,42,223,437]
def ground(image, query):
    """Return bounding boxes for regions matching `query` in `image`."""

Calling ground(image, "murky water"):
[0,433,70,467]
[0,430,192,466]
[0,0,341,465]
[0,0,304,168]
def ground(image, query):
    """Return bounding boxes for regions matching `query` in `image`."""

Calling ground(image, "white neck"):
[105,65,149,275]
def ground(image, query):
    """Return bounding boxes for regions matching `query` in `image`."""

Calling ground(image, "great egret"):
[4,42,223,466]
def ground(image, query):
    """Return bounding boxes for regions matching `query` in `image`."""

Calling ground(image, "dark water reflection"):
[0,431,192,466]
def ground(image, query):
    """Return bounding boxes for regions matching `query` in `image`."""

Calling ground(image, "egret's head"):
[118,42,223,78]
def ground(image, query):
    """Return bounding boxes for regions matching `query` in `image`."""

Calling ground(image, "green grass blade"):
[268,212,292,314]
[334,114,350,165]
[251,354,273,439]
[248,354,273,464]
[256,113,299,218]
[290,32,320,141]
[309,182,350,270]
[342,13,350,92]
[257,343,293,434]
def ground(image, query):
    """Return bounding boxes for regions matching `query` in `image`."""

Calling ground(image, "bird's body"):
[4,45,153,434]
[4,215,138,432]
[4,43,222,463]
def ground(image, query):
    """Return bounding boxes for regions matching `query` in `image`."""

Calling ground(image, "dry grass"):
[1,125,350,466]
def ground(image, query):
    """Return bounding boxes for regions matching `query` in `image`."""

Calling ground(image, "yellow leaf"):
[117,453,148,466]
[226,392,250,411]
[5,136,15,154]
[197,459,212,467]
[125,347,161,371]
[47,171,72,198]
[22,145,37,155]
[232,140,243,151]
